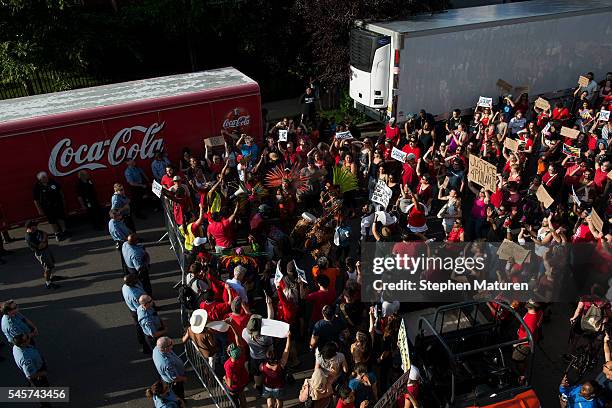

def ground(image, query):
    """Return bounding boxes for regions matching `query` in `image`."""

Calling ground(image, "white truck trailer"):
[349,0,612,121]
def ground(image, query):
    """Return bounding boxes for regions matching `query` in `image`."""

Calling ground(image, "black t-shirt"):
[300,94,317,115]
[313,318,346,349]
[447,116,462,131]
[33,180,63,210]
[25,230,44,252]
[76,179,98,207]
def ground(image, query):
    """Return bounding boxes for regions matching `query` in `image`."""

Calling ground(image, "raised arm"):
[227,202,239,224]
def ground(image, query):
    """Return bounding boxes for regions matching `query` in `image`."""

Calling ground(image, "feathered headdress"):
[333,167,358,193]
[265,164,310,193]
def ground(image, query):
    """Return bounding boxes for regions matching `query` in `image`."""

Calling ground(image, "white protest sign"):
[151,180,163,198]
[261,319,290,338]
[599,110,610,122]
[293,260,308,284]
[477,96,493,108]
[391,147,407,163]
[335,131,353,140]
[371,180,393,208]
[278,129,288,142]
[571,186,581,205]
[274,262,283,286]
[204,136,225,147]
[397,319,411,372]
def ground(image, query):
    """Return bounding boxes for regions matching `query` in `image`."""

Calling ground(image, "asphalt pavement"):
[0,211,605,408]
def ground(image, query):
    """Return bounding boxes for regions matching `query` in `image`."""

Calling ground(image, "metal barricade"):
[160,198,236,408]
[185,340,238,408]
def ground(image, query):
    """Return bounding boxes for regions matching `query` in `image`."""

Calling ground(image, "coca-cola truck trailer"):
[0,67,261,229]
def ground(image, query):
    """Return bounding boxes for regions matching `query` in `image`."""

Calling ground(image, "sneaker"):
[45,282,60,289]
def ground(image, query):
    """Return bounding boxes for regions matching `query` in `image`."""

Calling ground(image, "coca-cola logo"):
[48,122,165,177]
[223,107,251,133]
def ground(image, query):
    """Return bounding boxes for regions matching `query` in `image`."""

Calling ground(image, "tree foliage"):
[292,0,447,87]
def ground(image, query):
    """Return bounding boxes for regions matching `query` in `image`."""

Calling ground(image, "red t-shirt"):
[208,218,234,248]
[402,163,417,189]
[338,400,355,408]
[397,383,420,408]
[207,273,225,302]
[260,363,285,389]
[305,289,336,322]
[312,267,340,293]
[200,301,231,322]
[277,279,298,325]
[226,312,251,344]
[572,223,594,243]
[401,145,421,162]
[594,168,608,192]
[224,354,249,392]
[385,124,401,145]
[517,310,543,342]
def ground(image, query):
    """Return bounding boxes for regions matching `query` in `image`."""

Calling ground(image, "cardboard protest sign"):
[477,96,493,108]
[590,210,604,235]
[534,97,550,111]
[536,185,555,208]
[496,79,513,92]
[608,170,612,181]
[562,144,580,157]
[204,135,225,147]
[504,138,520,152]
[371,180,393,208]
[261,319,290,338]
[497,239,530,265]
[391,147,407,163]
[578,75,589,87]
[335,131,353,140]
[560,126,580,139]
[514,85,529,95]
[599,110,610,122]
[278,129,288,142]
[151,180,163,198]
[397,319,411,372]
[467,155,497,192]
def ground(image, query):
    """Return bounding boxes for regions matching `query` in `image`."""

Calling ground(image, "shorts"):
[511,344,531,362]
[35,249,55,271]
[263,386,285,400]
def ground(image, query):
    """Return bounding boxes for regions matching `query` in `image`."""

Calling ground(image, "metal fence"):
[159,197,237,408]
[185,340,238,408]
[0,69,111,100]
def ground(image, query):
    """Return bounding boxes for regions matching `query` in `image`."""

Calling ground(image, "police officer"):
[25,221,59,289]
[1,300,38,345]
[122,233,152,295]
[137,295,166,353]
[111,183,136,232]
[121,274,147,353]
[12,334,52,407]
[109,210,131,274]
[153,336,187,400]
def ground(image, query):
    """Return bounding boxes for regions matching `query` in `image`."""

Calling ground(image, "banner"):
[468,155,497,192]
[536,185,554,209]
[278,129,288,142]
[151,180,163,198]
[335,131,353,140]
[534,97,550,111]
[391,147,407,163]
[397,319,411,372]
[274,262,283,286]
[477,96,493,108]
[371,180,393,208]
[204,135,225,147]
[560,126,580,139]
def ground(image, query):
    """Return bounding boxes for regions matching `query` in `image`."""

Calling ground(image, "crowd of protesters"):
[2,71,612,408]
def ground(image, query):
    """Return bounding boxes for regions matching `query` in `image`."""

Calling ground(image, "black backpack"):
[178,276,199,310]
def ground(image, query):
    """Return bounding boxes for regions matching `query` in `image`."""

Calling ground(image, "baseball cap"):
[172,175,181,181]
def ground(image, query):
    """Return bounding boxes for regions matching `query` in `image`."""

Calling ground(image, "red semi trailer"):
[0,67,262,229]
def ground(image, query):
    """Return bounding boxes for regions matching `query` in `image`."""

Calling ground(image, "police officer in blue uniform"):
[109,210,131,274]
[121,274,148,353]
[122,233,152,295]
[153,337,187,400]
[137,294,166,353]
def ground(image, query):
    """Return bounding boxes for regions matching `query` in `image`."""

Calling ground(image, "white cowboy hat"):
[190,309,208,334]
[193,237,208,246]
